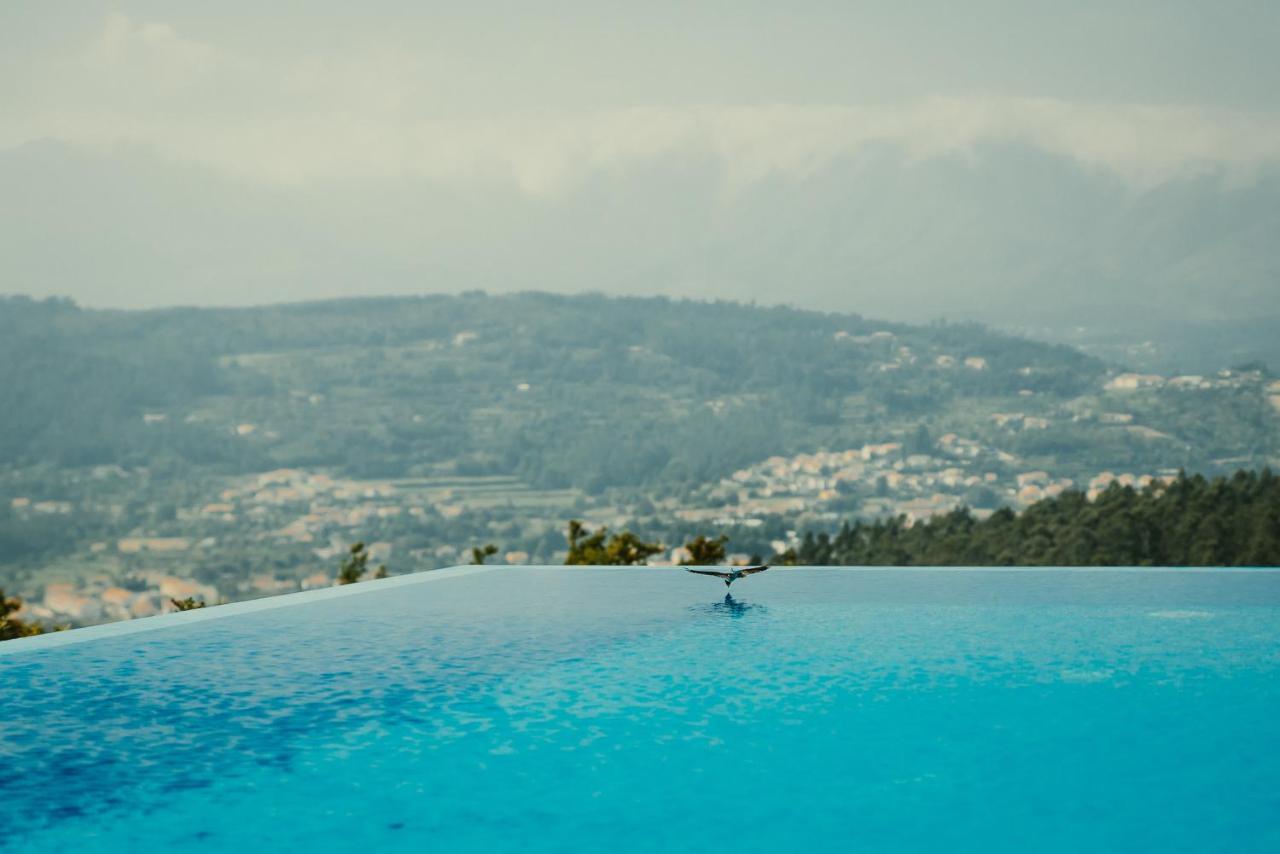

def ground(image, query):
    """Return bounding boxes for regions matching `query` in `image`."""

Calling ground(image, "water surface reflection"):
[691,593,767,620]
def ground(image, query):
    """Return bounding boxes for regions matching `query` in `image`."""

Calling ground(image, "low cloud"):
[5,14,1280,194]
[88,13,219,79]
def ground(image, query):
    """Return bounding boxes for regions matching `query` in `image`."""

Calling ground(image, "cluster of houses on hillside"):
[13,560,347,626]
[831,328,994,376]
[1104,369,1263,393]
[18,572,219,626]
[680,433,1172,528]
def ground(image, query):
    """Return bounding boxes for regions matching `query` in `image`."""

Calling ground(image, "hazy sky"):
[3,2,1279,323]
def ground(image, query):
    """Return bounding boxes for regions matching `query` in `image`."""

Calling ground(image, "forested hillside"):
[2,292,1110,487]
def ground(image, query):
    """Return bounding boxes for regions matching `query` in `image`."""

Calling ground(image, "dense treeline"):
[797,469,1280,567]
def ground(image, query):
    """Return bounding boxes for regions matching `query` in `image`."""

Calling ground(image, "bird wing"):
[685,568,733,579]
[738,565,770,576]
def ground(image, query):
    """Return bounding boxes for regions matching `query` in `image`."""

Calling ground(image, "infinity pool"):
[4,567,1280,852]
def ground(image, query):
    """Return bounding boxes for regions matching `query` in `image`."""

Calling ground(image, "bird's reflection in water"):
[692,593,767,620]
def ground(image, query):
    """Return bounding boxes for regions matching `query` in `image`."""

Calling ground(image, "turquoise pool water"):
[4,567,1280,852]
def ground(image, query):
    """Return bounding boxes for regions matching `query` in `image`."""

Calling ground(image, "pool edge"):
[0,564,495,656]
[4,564,1277,656]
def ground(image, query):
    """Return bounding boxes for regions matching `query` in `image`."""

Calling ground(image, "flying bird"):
[684,564,770,588]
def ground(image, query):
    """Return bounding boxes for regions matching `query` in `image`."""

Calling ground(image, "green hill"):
[2,292,1114,485]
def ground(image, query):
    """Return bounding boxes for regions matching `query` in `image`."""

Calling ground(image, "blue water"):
[4,567,1280,852]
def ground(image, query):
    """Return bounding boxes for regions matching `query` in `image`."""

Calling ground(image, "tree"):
[338,541,383,585]
[683,534,728,565]
[471,543,499,565]
[0,589,44,640]
[565,520,663,565]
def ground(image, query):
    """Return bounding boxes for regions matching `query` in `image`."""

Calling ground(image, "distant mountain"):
[1018,313,1280,377]
[2,139,1277,370]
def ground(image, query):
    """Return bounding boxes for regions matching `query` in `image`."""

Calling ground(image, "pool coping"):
[0,564,496,656]
[3,564,1278,656]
